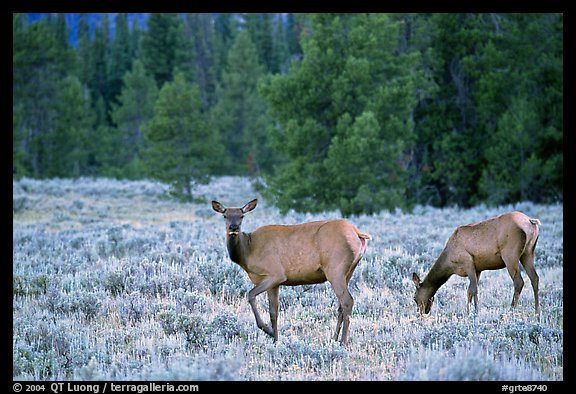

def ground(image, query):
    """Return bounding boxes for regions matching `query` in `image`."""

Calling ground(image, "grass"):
[13,176,563,380]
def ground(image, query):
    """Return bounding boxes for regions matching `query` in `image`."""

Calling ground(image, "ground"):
[13,176,563,380]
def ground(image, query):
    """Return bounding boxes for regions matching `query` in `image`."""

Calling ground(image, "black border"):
[9,5,568,390]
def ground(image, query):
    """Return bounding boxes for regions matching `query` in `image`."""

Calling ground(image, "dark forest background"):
[13,13,563,215]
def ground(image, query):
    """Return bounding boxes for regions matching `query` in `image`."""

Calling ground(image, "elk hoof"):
[259,324,274,337]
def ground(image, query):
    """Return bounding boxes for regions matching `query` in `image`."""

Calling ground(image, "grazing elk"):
[411,211,540,315]
[212,199,372,345]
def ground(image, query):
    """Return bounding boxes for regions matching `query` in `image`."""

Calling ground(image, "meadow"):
[13,176,563,381]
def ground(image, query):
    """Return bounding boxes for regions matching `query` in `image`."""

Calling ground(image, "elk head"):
[412,272,434,315]
[211,199,258,236]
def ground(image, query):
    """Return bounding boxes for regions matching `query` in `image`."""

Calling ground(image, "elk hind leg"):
[327,273,354,345]
[521,250,540,315]
[333,305,343,342]
[503,252,524,309]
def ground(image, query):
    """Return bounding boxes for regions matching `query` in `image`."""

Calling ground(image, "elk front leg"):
[464,263,479,314]
[247,277,282,339]
[267,286,280,342]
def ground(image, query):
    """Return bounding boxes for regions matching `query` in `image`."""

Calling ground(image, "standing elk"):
[212,198,372,345]
[411,211,540,315]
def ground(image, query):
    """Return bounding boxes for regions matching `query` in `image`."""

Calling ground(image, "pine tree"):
[77,13,92,88]
[13,13,28,177]
[213,13,238,79]
[244,13,275,72]
[479,97,539,204]
[13,15,66,177]
[211,30,272,176]
[143,72,223,200]
[49,76,95,177]
[413,13,563,207]
[260,14,428,214]
[285,13,303,60]
[140,13,188,88]
[108,13,133,108]
[324,112,406,215]
[415,13,489,207]
[89,14,111,126]
[476,13,563,204]
[129,16,142,59]
[271,14,290,73]
[183,13,218,109]
[53,13,78,75]
[107,60,159,178]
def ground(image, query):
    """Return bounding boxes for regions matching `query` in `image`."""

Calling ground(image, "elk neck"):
[421,252,453,296]
[226,231,250,266]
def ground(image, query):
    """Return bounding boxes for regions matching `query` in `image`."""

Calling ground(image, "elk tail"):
[356,231,372,256]
[357,231,372,240]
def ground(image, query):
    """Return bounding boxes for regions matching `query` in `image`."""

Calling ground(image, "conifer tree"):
[213,13,238,79]
[108,13,132,108]
[105,60,158,178]
[260,14,428,214]
[211,30,273,176]
[89,14,111,126]
[143,72,223,200]
[77,13,92,88]
[12,12,562,206]
[13,15,70,177]
[271,15,289,73]
[50,76,95,177]
[140,13,188,88]
[183,13,218,109]
[244,13,275,72]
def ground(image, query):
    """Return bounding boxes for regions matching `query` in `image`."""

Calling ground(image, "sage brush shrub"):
[12,177,563,380]
[399,344,546,381]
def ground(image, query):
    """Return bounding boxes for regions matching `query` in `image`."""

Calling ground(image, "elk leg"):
[520,252,540,315]
[333,270,356,340]
[248,277,282,339]
[466,274,479,314]
[334,305,343,342]
[267,286,280,342]
[463,260,478,314]
[503,253,524,309]
[469,270,483,313]
[327,274,354,345]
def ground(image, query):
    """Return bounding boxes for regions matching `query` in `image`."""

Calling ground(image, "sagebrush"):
[13,177,563,380]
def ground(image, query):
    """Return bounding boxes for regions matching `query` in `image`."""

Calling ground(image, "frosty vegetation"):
[13,177,563,380]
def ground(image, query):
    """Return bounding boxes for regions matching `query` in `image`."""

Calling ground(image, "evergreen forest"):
[12,13,563,215]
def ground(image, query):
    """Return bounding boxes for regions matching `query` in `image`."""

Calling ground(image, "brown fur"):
[412,211,540,315]
[212,199,371,345]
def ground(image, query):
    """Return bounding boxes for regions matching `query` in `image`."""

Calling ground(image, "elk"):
[211,198,372,345]
[411,211,540,316]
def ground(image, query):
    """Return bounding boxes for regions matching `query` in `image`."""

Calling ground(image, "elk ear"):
[212,200,226,214]
[242,199,258,213]
[412,272,422,288]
